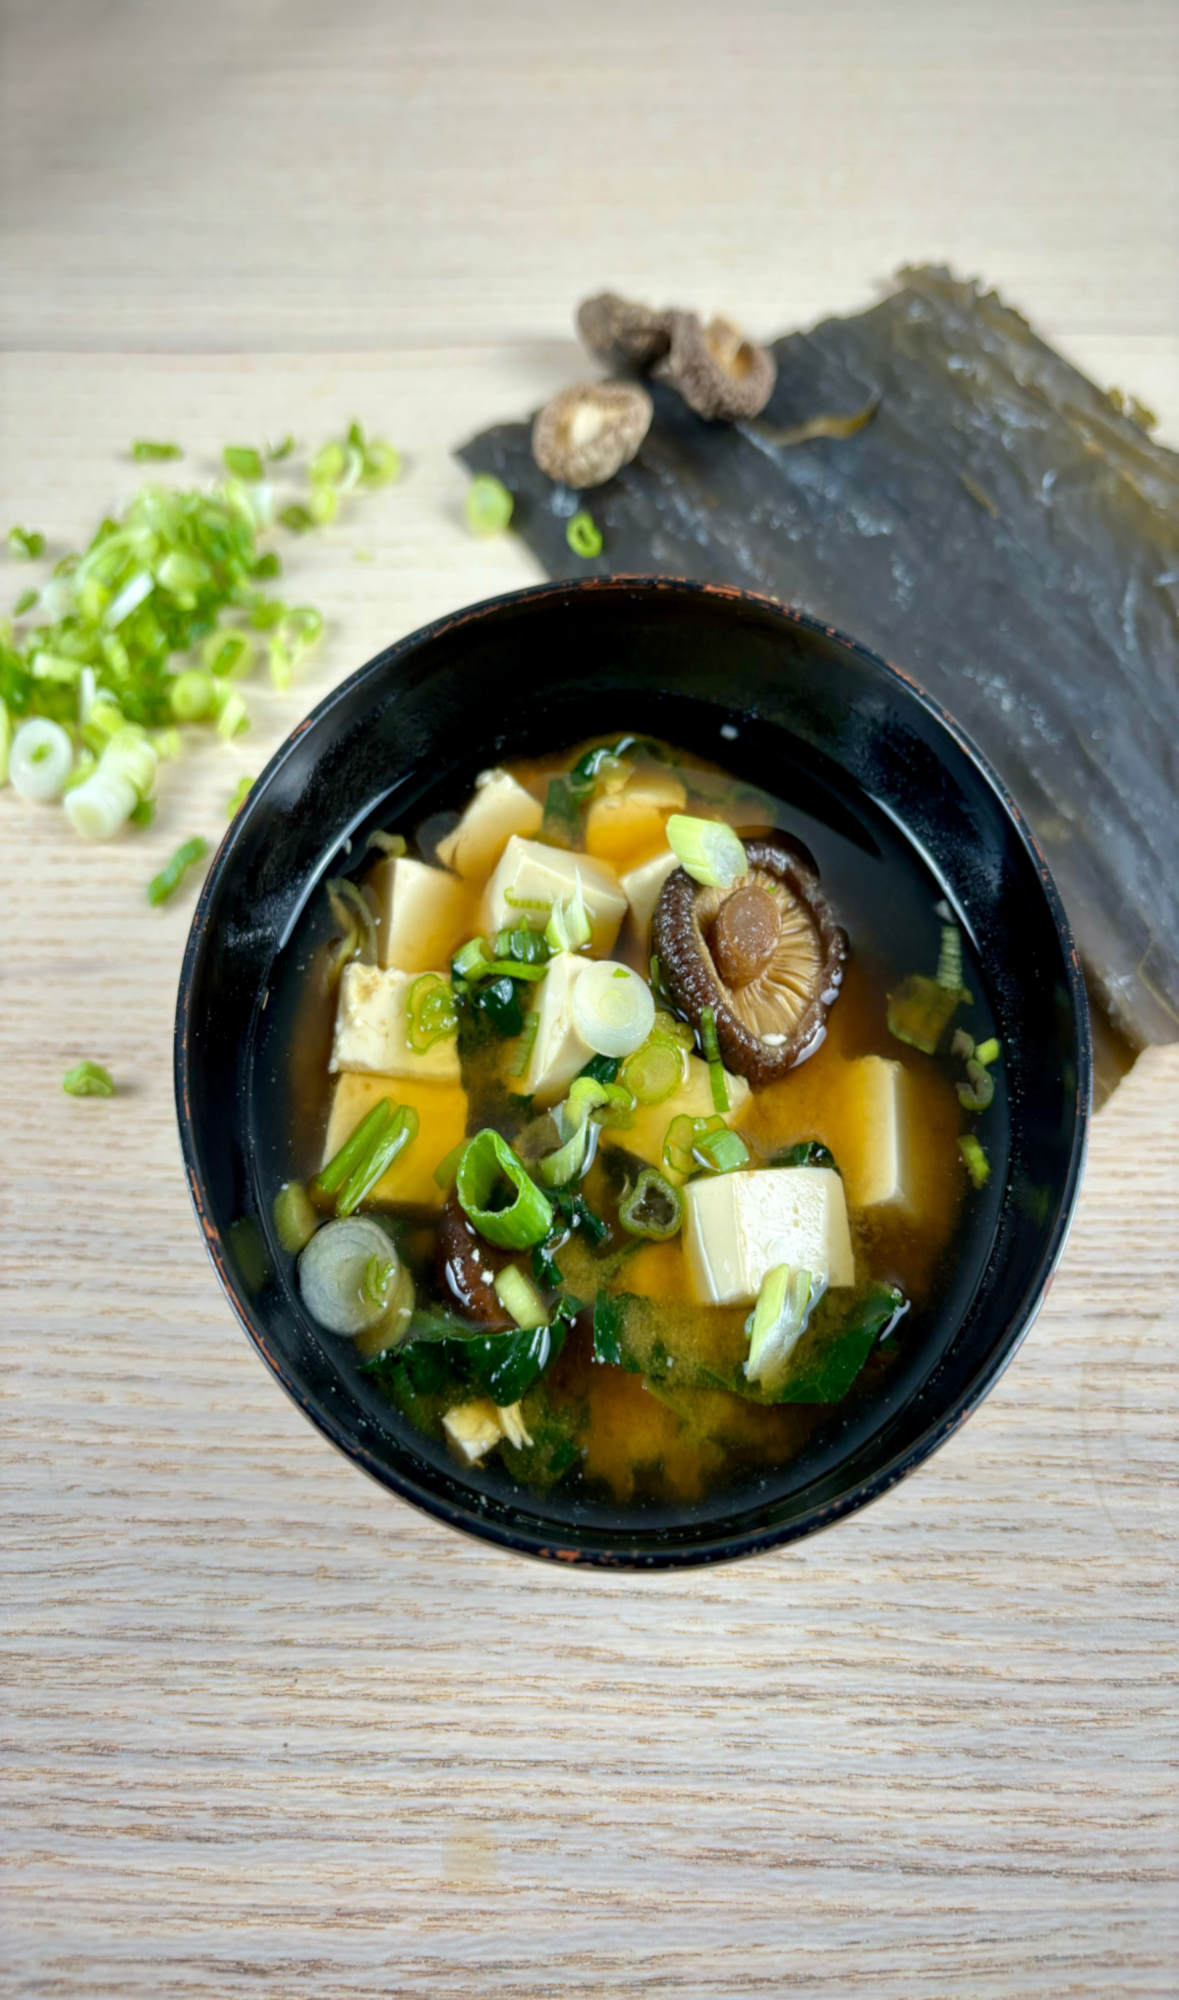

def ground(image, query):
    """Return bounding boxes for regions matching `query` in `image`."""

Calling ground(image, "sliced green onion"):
[974,1037,1001,1067]
[959,1134,990,1188]
[338,1104,419,1215]
[432,1140,466,1191]
[700,1004,729,1112]
[493,926,550,965]
[315,1099,394,1199]
[279,502,315,533]
[694,1126,749,1174]
[268,639,293,691]
[266,435,296,462]
[367,830,407,857]
[619,1035,682,1107]
[957,1059,995,1113]
[251,551,282,580]
[745,1265,814,1388]
[466,475,514,536]
[273,1180,318,1253]
[131,440,182,461]
[62,1059,115,1098]
[147,835,208,906]
[129,797,155,828]
[456,1129,553,1249]
[309,485,338,525]
[9,718,72,800]
[566,510,603,559]
[936,922,964,991]
[571,960,655,1059]
[619,1168,684,1241]
[545,879,592,953]
[666,813,748,890]
[64,769,136,839]
[0,697,11,785]
[407,973,459,1051]
[453,936,493,979]
[222,445,265,481]
[214,687,249,740]
[364,1253,396,1305]
[297,1215,399,1336]
[311,440,347,484]
[503,888,551,914]
[227,774,253,816]
[327,877,378,971]
[8,526,45,559]
[361,439,401,486]
[493,1265,549,1330]
[509,1009,540,1079]
[13,587,38,616]
[249,598,285,631]
[201,630,254,680]
[887,975,967,1054]
[170,667,218,722]
[651,1010,695,1051]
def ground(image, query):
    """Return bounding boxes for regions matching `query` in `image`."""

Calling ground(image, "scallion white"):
[9,718,73,801]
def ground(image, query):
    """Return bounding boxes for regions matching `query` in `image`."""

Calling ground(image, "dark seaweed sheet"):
[460,266,1179,1064]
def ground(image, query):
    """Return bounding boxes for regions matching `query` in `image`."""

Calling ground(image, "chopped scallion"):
[456,1129,553,1250]
[493,1265,549,1330]
[273,1180,319,1253]
[566,510,603,559]
[147,835,208,906]
[222,445,265,481]
[959,1134,990,1188]
[406,973,459,1051]
[337,1104,419,1215]
[62,1059,115,1098]
[745,1265,815,1388]
[466,474,514,536]
[700,1004,729,1112]
[8,526,46,559]
[227,774,253,817]
[974,1037,1001,1067]
[130,440,182,462]
[619,1168,684,1241]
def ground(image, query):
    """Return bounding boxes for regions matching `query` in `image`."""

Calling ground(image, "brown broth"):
[289,734,992,1512]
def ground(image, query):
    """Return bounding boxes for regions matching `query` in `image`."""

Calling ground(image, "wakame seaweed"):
[460,265,1179,1067]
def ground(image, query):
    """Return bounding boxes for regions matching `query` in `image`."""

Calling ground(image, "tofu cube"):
[321,1072,468,1210]
[620,1053,750,1182]
[330,962,460,1082]
[442,1401,505,1465]
[684,1166,855,1305]
[839,1056,912,1210]
[484,836,627,957]
[374,855,473,973]
[522,953,595,1106]
[436,768,543,881]
[584,771,686,871]
[621,849,678,946]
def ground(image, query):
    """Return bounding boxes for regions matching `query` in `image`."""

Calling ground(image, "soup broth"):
[271,733,1003,1510]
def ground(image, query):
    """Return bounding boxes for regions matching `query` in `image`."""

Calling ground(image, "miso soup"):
[272,733,1003,1508]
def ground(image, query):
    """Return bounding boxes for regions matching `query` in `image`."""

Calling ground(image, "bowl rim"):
[175,575,1091,1569]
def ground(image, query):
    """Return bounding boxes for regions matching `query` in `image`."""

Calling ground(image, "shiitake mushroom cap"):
[655,311,777,421]
[531,380,654,488]
[651,837,847,1085]
[437,1189,513,1328]
[576,291,673,371]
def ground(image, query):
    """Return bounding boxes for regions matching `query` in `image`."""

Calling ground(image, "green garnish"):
[700,1004,728,1112]
[131,440,182,461]
[662,1112,748,1178]
[62,1059,115,1098]
[147,835,208,907]
[273,1180,318,1253]
[337,1104,418,1216]
[432,1140,466,1191]
[974,1036,1001,1067]
[936,920,963,991]
[466,475,514,536]
[406,973,459,1052]
[7,526,45,560]
[959,1134,990,1188]
[539,1075,634,1188]
[13,587,38,616]
[266,435,296,462]
[666,812,748,890]
[202,630,254,679]
[170,667,218,722]
[693,1126,749,1175]
[770,1139,837,1171]
[315,1099,394,1199]
[619,1168,684,1241]
[566,510,603,559]
[129,797,155,828]
[363,1254,396,1305]
[227,774,253,816]
[493,1265,549,1330]
[222,445,265,481]
[745,1265,815,1389]
[956,1060,995,1112]
[366,830,407,857]
[279,502,315,533]
[619,1035,682,1107]
[455,1129,553,1250]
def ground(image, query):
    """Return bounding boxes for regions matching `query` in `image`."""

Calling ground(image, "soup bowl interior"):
[175,578,1089,1567]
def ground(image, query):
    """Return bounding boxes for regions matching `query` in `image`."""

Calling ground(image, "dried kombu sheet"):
[460,266,1179,1070]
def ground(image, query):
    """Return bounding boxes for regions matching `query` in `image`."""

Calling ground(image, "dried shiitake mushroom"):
[651,838,847,1085]
[656,311,777,421]
[437,1189,512,1328]
[576,291,673,371]
[531,380,654,487]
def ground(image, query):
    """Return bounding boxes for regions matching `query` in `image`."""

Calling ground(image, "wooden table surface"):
[2,3,1176,1994]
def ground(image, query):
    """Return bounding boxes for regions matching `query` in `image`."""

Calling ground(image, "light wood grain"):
[2,3,1177,1995]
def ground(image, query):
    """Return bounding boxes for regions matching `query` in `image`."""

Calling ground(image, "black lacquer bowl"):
[175,579,1090,1568]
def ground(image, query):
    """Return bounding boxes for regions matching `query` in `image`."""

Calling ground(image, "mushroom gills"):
[651,839,847,1085]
